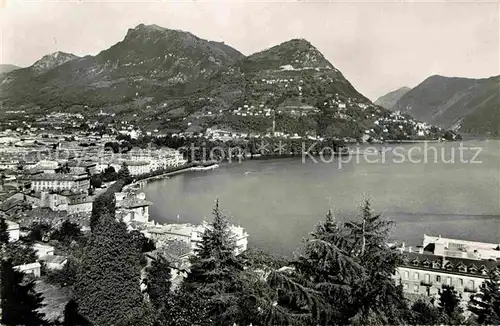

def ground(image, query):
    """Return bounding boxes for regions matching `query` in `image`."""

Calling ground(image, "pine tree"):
[145,255,172,308]
[1,260,48,326]
[183,199,244,324]
[0,216,9,244]
[74,212,143,326]
[469,271,500,324]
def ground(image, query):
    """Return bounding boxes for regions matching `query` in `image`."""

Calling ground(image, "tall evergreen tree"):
[469,271,500,324]
[1,260,48,326]
[183,199,244,324]
[74,212,143,326]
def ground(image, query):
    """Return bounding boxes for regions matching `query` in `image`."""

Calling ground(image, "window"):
[403,283,409,290]
[468,280,475,290]
[414,272,419,280]
[413,285,419,293]
[446,277,452,285]
[404,271,409,279]
[458,279,463,286]
[436,275,441,282]
[424,274,430,283]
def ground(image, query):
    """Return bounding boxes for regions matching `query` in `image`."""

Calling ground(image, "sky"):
[0,0,498,101]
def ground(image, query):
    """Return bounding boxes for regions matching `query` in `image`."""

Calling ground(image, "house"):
[115,192,152,224]
[39,255,68,270]
[14,262,41,277]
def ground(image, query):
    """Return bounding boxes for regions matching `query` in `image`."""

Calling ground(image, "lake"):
[144,140,500,255]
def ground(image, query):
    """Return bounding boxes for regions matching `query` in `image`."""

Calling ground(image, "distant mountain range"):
[391,75,500,134]
[374,87,410,110]
[2,23,495,136]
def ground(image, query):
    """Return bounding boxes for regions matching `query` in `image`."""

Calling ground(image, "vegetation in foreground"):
[1,198,499,325]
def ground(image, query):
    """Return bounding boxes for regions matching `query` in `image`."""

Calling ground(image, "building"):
[396,235,500,302]
[422,234,500,260]
[40,191,93,214]
[145,221,249,256]
[115,192,152,224]
[21,172,90,192]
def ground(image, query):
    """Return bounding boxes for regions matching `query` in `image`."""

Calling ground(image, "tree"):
[117,162,131,180]
[145,255,172,308]
[291,202,410,325]
[469,271,500,324]
[47,257,79,287]
[0,216,9,244]
[183,199,244,324]
[51,220,82,245]
[1,260,49,326]
[155,287,212,326]
[101,166,117,182]
[4,242,38,266]
[438,285,465,324]
[410,299,443,325]
[74,212,143,326]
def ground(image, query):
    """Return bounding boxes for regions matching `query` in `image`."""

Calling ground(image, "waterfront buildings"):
[395,235,500,302]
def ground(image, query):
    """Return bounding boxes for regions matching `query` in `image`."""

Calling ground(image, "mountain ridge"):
[374,86,411,109]
[392,74,500,134]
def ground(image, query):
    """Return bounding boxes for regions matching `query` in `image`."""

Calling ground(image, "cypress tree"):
[74,212,143,326]
[469,271,500,324]
[0,260,48,326]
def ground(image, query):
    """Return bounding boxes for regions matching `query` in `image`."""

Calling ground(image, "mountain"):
[32,51,79,74]
[0,23,244,109]
[392,75,500,134]
[374,87,411,109]
[0,64,21,74]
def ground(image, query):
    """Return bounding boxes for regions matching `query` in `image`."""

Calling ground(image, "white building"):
[396,235,500,302]
[14,262,41,278]
[115,192,152,224]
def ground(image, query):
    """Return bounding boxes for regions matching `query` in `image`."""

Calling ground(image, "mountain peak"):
[244,37,334,72]
[32,51,79,74]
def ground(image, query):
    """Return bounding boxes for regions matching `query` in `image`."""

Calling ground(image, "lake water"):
[144,140,500,255]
